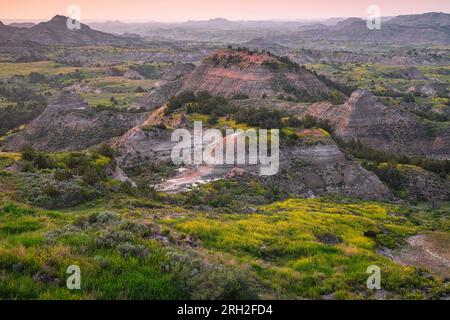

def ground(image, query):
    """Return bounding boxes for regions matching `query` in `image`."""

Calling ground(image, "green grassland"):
[47,46,178,66]
[80,92,145,109]
[307,62,450,124]
[83,77,156,92]
[0,149,449,300]
[78,76,157,109]
[0,61,107,79]
[418,65,450,82]
[166,198,450,299]
[308,63,449,93]
[0,60,162,111]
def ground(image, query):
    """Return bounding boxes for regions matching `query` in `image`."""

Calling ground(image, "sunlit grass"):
[0,61,106,79]
[169,198,447,299]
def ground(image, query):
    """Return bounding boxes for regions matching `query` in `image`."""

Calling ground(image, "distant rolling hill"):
[263,12,450,45]
[0,15,142,46]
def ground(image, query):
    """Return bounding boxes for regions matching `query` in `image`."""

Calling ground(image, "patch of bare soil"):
[0,176,17,198]
[393,232,450,277]
[156,165,214,193]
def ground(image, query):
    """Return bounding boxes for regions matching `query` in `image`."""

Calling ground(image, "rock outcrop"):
[180,49,331,100]
[113,106,187,171]
[301,90,450,159]
[1,92,147,152]
[114,106,391,200]
[128,64,197,111]
[263,130,391,200]
[129,79,184,111]
[399,165,450,201]
[130,49,332,111]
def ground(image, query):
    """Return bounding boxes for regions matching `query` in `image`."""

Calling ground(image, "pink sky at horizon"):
[1,0,449,22]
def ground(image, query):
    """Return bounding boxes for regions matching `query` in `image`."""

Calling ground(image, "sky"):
[1,0,449,22]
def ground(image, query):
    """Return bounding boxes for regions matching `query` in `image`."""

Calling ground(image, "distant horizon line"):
[1,11,449,24]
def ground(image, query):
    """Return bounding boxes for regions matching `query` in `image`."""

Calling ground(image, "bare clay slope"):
[302,89,450,159]
[113,105,391,200]
[1,92,147,152]
[129,49,331,111]
[129,63,196,111]
[181,49,331,100]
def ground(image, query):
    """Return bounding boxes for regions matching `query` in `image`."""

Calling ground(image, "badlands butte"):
[0,13,449,300]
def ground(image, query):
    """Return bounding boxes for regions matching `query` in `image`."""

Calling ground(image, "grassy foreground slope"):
[0,180,449,299]
[168,198,450,299]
